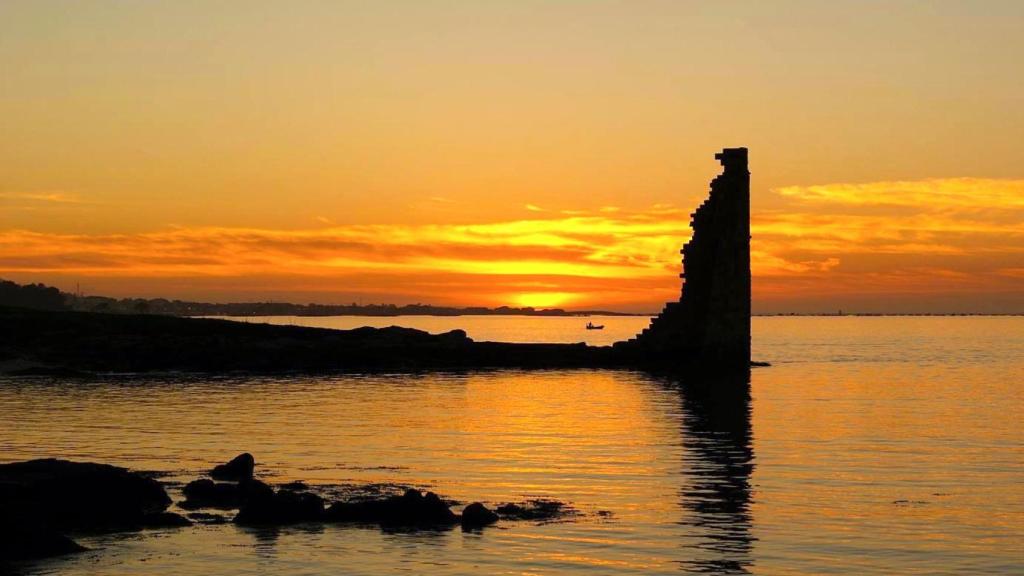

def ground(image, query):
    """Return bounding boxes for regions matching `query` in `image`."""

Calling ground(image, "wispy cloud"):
[2,178,1022,310]
[0,191,86,207]
[777,178,1024,210]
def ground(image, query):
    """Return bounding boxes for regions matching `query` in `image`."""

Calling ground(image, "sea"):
[1,315,1021,575]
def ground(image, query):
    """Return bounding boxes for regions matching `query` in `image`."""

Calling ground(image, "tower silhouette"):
[618,148,751,367]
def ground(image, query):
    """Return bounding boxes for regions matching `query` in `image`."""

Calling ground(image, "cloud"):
[0,191,86,208]
[1,178,1022,311]
[776,178,1024,210]
[749,178,1024,310]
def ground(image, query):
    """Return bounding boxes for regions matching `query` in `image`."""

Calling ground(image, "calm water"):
[205,314,654,346]
[2,316,1022,575]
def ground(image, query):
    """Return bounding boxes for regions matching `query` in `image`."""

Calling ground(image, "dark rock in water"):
[234,489,325,525]
[181,479,228,508]
[0,516,86,560]
[325,489,457,527]
[140,512,192,528]
[495,503,527,518]
[460,503,499,529]
[279,481,309,491]
[495,499,571,521]
[0,459,172,532]
[210,453,255,481]
[180,478,273,510]
[0,459,182,560]
[242,478,276,499]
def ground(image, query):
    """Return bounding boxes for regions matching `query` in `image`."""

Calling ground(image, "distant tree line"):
[0,278,638,317]
[0,279,67,311]
[68,297,591,317]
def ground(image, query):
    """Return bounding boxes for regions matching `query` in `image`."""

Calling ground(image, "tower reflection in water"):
[672,370,754,574]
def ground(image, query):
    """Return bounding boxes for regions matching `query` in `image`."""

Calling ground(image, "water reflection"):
[672,371,755,574]
[244,525,282,558]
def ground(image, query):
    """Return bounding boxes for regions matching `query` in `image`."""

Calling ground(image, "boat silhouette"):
[585,322,605,330]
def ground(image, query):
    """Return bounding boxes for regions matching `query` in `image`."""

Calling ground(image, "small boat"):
[585,322,605,330]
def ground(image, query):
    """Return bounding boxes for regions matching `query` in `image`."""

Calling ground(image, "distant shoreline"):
[2,279,1020,319]
[199,311,651,318]
[186,309,649,318]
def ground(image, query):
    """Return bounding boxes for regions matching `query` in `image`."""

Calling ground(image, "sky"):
[1,1,1022,313]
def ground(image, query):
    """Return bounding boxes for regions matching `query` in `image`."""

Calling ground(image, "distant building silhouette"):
[618,148,751,367]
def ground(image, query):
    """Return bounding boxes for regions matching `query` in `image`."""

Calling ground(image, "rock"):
[495,499,571,521]
[181,479,231,509]
[210,453,255,481]
[234,490,325,525]
[460,503,499,529]
[0,459,172,532]
[180,478,273,510]
[140,512,192,528]
[495,503,526,517]
[0,516,86,561]
[241,479,275,500]
[325,489,457,527]
[279,481,309,491]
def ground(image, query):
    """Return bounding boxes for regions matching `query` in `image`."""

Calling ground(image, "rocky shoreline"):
[0,305,623,375]
[0,306,764,375]
[0,453,576,564]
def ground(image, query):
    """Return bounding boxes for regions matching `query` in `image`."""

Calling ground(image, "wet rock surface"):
[0,458,183,561]
[0,517,86,561]
[139,511,193,528]
[460,503,499,528]
[210,453,255,482]
[325,489,458,527]
[495,499,575,522]
[0,459,172,532]
[235,490,325,525]
[180,478,273,510]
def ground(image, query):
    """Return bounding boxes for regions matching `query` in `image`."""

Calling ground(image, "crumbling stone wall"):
[620,148,751,367]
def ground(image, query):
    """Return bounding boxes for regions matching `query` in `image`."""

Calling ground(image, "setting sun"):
[511,292,579,309]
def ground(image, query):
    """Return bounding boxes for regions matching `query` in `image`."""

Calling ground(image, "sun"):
[511,292,578,309]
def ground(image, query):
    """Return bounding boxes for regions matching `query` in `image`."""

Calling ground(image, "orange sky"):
[2,2,1022,312]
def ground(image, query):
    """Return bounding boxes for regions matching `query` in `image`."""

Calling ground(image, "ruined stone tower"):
[620,147,751,367]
